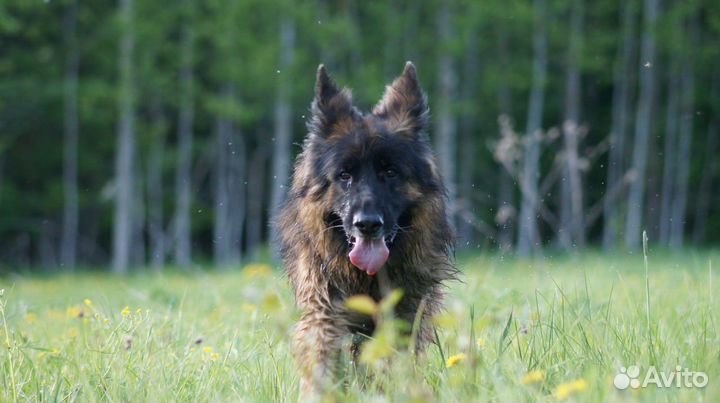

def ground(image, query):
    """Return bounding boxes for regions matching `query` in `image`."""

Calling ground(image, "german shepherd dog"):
[276,62,456,396]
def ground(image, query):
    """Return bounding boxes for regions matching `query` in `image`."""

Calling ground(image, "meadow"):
[0,250,718,402]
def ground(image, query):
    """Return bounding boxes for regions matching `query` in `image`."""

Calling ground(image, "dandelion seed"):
[554,378,588,399]
[446,353,466,368]
[121,306,130,317]
[84,299,92,307]
[521,369,545,385]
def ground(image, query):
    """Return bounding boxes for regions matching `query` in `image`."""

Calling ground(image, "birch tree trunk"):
[213,85,245,266]
[692,119,718,245]
[174,6,194,269]
[112,0,135,274]
[624,0,659,249]
[603,0,637,249]
[246,144,266,260]
[270,17,295,221]
[61,0,79,270]
[147,97,166,271]
[558,0,585,250]
[458,26,479,248]
[495,29,515,252]
[669,20,696,249]
[434,3,457,228]
[658,65,680,245]
[517,0,548,257]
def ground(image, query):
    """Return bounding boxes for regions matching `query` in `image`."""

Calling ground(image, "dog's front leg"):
[293,308,346,398]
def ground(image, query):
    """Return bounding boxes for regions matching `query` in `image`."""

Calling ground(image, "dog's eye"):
[339,171,352,181]
[385,167,398,178]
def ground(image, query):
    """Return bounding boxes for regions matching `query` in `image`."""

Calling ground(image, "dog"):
[276,62,456,396]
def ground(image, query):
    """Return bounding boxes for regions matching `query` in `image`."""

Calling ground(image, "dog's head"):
[302,62,444,275]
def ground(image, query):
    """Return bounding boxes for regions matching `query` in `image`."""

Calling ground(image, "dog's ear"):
[309,64,355,138]
[372,61,428,135]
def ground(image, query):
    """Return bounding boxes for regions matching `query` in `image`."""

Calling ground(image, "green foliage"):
[0,0,717,266]
[0,252,718,401]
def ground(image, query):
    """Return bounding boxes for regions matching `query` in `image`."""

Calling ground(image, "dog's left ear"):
[372,62,428,135]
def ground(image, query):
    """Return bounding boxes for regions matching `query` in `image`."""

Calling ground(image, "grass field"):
[0,250,718,402]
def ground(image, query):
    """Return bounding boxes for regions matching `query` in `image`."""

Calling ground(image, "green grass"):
[0,250,718,402]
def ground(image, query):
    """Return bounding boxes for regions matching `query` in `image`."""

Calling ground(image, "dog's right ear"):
[309,65,355,138]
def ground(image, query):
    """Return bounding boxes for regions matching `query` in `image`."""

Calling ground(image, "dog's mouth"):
[347,235,389,276]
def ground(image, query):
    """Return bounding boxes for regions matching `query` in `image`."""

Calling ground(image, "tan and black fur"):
[276,62,456,396]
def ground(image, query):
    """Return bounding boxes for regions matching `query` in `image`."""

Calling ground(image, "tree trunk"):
[692,119,718,245]
[434,3,457,228]
[669,20,696,249]
[495,28,515,252]
[228,122,246,265]
[112,0,135,274]
[624,0,659,249]
[658,64,680,245]
[147,96,166,271]
[174,8,194,269]
[61,0,79,270]
[213,85,246,266]
[458,26,479,248]
[603,0,637,250]
[270,17,295,223]
[558,0,585,250]
[131,151,145,266]
[246,143,266,260]
[517,0,548,257]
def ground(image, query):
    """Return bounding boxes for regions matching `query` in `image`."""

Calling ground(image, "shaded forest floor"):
[0,250,718,402]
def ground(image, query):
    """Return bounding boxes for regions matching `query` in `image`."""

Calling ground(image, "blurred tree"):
[517,0,548,257]
[112,0,136,274]
[61,0,79,270]
[603,0,637,250]
[625,0,659,249]
[174,0,195,269]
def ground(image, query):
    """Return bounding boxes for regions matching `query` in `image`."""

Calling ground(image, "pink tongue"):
[348,238,389,275]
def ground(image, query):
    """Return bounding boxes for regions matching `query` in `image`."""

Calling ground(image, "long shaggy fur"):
[276,62,456,396]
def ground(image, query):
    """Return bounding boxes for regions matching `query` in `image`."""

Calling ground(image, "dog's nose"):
[353,213,384,237]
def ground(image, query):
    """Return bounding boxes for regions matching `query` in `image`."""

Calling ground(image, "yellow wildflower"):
[136,308,142,315]
[242,263,272,278]
[67,306,81,318]
[203,346,213,353]
[446,353,466,368]
[25,312,38,324]
[476,337,486,349]
[68,328,79,338]
[51,348,61,356]
[84,299,92,307]
[522,369,545,385]
[210,352,221,362]
[554,379,588,400]
[121,306,130,317]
